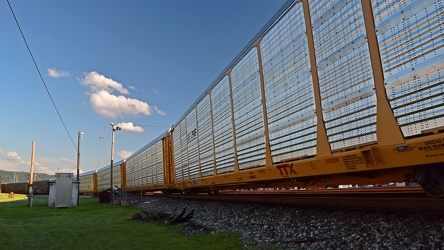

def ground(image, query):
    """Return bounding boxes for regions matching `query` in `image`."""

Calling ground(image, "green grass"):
[0,194,244,250]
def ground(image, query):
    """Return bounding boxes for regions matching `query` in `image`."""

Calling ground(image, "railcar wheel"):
[414,166,444,198]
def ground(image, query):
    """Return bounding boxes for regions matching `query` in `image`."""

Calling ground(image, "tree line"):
[0,170,54,184]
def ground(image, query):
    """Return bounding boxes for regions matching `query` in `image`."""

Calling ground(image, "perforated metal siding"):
[139,151,145,187]
[154,140,164,184]
[197,95,215,177]
[186,110,199,179]
[261,3,317,163]
[173,120,186,182]
[146,146,154,185]
[211,76,235,174]
[79,172,95,193]
[142,140,164,185]
[142,151,147,186]
[126,157,134,188]
[231,48,266,169]
[97,165,121,191]
[311,0,377,150]
[134,151,144,188]
[372,0,444,136]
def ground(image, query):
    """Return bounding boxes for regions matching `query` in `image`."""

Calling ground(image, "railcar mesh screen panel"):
[372,0,444,136]
[261,2,317,162]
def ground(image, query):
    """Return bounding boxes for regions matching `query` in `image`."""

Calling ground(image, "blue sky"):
[0,0,287,176]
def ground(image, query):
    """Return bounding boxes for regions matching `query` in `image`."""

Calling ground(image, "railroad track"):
[148,187,444,213]
[134,187,444,249]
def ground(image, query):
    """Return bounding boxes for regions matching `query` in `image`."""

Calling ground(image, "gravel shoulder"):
[134,196,444,249]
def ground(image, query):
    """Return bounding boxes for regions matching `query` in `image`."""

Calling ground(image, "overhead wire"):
[7,0,77,150]
[121,125,171,128]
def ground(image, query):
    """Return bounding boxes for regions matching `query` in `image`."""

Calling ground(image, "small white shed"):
[48,173,79,208]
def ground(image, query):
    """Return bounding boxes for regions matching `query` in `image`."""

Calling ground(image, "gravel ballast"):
[134,196,444,249]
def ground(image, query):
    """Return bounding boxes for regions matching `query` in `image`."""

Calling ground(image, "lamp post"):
[110,123,121,201]
[76,131,83,206]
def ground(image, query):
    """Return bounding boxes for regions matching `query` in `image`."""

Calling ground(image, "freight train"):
[3,0,444,198]
[1,179,50,195]
[110,0,444,198]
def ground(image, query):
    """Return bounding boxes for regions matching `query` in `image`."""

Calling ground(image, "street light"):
[76,131,84,205]
[110,123,121,201]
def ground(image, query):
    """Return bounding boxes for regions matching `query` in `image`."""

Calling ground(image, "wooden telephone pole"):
[28,141,35,207]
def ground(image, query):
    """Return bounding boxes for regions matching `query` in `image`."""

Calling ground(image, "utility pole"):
[76,131,83,205]
[110,123,121,202]
[28,141,35,207]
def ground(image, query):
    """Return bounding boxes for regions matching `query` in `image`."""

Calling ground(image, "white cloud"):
[154,106,166,116]
[116,122,144,132]
[151,88,160,95]
[37,157,77,175]
[81,71,129,95]
[7,151,22,160]
[0,150,28,172]
[90,90,151,118]
[47,68,70,78]
[79,71,154,119]
[118,150,133,160]
[0,150,74,175]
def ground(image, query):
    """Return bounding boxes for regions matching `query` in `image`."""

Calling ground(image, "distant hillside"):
[0,170,54,184]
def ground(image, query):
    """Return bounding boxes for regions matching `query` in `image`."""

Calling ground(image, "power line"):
[7,0,77,150]
[123,125,171,128]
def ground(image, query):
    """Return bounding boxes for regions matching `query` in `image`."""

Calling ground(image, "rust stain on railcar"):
[325,158,340,164]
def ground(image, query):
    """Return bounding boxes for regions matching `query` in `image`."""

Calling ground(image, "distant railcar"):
[1,179,49,195]
[126,133,169,193]
[32,179,50,194]
[78,170,97,194]
[1,181,28,194]
[96,160,126,192]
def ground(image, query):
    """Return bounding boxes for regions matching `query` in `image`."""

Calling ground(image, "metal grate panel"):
[311,0,377,150]
[211,76,235,173]
[186,110,199,179]
[261,2,317,162]
[372,0,444,136]
[197,95,215,177]
[231,48,266,169]
[173,120,187,182]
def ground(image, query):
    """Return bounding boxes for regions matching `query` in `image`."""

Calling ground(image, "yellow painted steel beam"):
[255,39,274,168]
[120,162,126,188]
[361,0,405,147]
[302,0,331,158]
[227,70,240,173]
[168,133,444,191]
[208,93,217,177]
